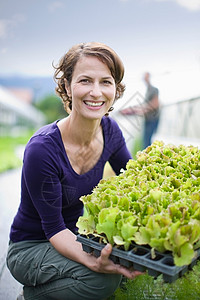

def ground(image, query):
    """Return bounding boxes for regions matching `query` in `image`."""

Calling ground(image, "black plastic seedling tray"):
[77,234,200,283]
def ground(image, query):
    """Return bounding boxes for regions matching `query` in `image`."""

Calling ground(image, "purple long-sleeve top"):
[10,116,132,242]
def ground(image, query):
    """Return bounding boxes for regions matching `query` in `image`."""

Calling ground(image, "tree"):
[35,94,67,124]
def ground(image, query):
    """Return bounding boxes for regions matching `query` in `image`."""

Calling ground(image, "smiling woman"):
[6,42,143,300]
[54,42,125,113]
[63,56,116,120]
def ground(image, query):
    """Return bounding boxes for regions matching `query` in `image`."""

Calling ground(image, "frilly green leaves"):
[77,141,200,266]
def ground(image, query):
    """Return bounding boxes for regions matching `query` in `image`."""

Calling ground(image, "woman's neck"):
[58,115,102,146]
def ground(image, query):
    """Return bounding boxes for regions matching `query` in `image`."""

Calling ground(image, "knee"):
[104,273,122,293]
[90,273,122,299]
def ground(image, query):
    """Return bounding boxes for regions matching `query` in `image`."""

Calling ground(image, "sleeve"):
[23,135,66,239]
[150,87,159,101]
[107,118,132,175]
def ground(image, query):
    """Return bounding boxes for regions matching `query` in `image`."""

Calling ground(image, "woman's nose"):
[89,83,102,98]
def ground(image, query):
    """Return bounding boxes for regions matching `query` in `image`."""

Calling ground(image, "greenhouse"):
[0,85,45,136]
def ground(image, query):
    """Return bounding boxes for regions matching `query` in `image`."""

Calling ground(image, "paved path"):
[0,168,23,300]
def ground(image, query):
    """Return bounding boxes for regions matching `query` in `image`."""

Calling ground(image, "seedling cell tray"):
[77,234,200,283]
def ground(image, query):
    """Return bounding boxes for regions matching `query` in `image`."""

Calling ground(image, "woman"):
[7,42,142,300]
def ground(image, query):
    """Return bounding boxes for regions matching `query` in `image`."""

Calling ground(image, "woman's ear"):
[64,78,71,98]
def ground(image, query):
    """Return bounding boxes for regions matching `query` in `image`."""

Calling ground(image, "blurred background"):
[0,0,200,173]
[0,1,200,297]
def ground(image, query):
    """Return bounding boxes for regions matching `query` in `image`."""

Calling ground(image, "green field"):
[0,132,33,173]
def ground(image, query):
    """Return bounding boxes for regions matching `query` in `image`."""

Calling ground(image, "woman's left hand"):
[91,243,144,279]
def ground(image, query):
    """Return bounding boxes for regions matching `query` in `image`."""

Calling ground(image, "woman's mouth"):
[84,101,104,107]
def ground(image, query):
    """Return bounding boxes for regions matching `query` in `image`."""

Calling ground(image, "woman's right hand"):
[87,243,144,279]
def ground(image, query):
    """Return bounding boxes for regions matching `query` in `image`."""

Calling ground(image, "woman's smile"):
[83,100,105,108]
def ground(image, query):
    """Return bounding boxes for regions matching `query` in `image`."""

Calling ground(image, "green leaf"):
[174,242,194,266]
[121,223,138,241]
[76,215,95,235]
[134,227,151,245]
[96,208,119,243]
[113,235,125,245]
[118,196,130,211]
[150,238,166,253]
[174,229,188,247]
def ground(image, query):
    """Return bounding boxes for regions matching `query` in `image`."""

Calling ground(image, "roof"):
[0,85,45,126]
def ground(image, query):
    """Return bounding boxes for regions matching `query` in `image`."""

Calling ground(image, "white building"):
[0,85,45,136]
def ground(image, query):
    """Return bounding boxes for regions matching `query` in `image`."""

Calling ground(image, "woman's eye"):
[103,80,112,85]
[80,79,90,83]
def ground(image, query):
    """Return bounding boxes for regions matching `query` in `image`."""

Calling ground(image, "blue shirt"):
[10,117,132,242]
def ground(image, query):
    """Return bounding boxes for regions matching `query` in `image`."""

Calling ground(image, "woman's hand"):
[50,230,144,279]
[88,243,144,279]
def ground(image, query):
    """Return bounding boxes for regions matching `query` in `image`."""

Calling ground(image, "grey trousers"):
[6,240,122,300]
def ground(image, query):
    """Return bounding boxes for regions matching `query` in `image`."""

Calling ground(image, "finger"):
[126,271,144,279]
[100,244,112,262]
[101,244,112,255]
[116,265,145,279]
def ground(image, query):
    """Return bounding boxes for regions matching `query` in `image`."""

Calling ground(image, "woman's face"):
[65,56,116,120]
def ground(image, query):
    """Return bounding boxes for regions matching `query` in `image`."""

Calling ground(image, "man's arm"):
[120,94,159,116]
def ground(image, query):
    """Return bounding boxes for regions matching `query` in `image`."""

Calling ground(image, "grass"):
[108,260,200,300]
[0,131,34,173]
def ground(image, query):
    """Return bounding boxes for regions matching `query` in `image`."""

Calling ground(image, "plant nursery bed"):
[77,234,200,283]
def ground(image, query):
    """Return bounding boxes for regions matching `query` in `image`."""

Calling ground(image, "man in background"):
[121,72,160,149]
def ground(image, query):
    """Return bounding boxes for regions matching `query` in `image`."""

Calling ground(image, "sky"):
[0,0,200,104]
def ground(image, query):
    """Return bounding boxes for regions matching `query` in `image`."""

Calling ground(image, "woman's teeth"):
[84,101,104,107]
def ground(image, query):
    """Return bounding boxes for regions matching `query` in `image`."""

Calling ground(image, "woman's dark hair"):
[53,42,125,112]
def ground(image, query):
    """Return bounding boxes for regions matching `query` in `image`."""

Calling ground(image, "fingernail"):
[105,244,110,250]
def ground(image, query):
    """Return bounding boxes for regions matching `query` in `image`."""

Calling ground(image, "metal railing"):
[112,94,200,153]
[154,96,200,146]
